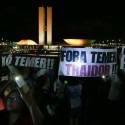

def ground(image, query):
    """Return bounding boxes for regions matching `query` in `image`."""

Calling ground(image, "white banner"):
[58,47,117,77]
[120,46,125,70]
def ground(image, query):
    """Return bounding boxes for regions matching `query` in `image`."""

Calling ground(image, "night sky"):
[0,0,125,42]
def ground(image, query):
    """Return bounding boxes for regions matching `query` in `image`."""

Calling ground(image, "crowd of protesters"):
[0,65,125,125]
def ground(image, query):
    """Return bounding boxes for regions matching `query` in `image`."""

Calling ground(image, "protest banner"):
[58,47,117,77]
[0,54,56,69]
[120,46,125,71]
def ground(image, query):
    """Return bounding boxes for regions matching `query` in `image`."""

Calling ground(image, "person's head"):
[117,69,125,82]
[4,84,26,113]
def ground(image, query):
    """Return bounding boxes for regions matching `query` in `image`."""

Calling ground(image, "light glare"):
[101,75,106,79]
[14,75,21,82]
[64,39,91,46]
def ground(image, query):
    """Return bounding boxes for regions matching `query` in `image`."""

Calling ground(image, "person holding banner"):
[66,79,82,125]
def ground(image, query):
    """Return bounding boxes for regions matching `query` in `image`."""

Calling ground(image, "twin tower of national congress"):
[38,6,52,45]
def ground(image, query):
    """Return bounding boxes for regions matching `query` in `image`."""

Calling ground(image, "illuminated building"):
[38,6,52,45]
